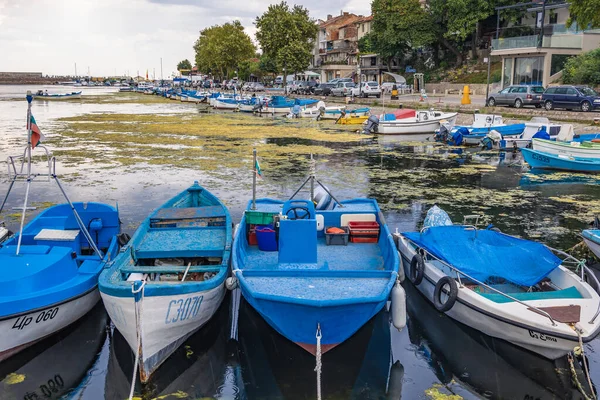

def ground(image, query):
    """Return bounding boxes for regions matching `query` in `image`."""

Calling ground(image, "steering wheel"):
[285,207,311,220]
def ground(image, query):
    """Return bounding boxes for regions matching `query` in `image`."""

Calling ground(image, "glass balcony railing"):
[492,33,583,50]
[492,35,538,50]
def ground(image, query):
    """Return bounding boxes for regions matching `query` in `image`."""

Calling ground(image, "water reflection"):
[106,296,233,399]
[405,282,594,399]
[238,298,400,399]
[0,304,108,399]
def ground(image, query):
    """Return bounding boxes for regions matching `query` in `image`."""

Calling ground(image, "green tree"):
[358,33,375,53]
[567,0,600,29]
[370,0,436,68]
[193,21,255,79]
[563,48,600,85]
[238,58,262,81]
[255,2,318,87]
[177,59,192,72]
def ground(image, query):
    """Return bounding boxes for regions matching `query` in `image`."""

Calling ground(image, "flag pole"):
[16,92,34,255]
[252,148,257,210]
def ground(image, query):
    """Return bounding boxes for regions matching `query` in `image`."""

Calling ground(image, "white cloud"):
[0,0,370,76]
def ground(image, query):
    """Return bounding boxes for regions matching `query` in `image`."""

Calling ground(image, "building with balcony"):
[491,2,600,88]
[309,12,362,82]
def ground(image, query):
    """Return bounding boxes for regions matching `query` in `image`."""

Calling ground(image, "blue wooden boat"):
[99,181,231,382]
[232,196,399,355]
[0,203,120,361]
[522,147,600,172]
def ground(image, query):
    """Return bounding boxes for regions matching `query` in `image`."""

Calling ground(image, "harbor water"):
[0,85,598,399]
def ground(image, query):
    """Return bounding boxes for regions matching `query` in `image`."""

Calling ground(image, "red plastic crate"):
[248,225,258,246]
[347,221,380,237]
[349,236,378,243]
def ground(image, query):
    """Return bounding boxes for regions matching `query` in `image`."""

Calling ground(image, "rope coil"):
[315,324,322,400]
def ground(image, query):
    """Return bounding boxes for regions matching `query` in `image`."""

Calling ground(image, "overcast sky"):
[0,0,370,77]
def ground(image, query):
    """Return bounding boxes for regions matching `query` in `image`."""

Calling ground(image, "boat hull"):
[0,288,100,362]
[397,237,599,359]
[34,93,82,100]
[101,283,225,382]
[378,114,457,134]
[521,148,600,172]
[238,281,387,355]
[533,138,600,159]
[583,230,600,259]
[213,99,239,109]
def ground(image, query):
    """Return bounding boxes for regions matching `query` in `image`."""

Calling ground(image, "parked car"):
[251,83,265,92]
[542,85,600,112]
[351,81,381,98]
[486,85,544,108]
[313,83,334,96]
[331,81,356,97]
[302,80,319,94]
[274,76,283,85]
[327,78,352,86]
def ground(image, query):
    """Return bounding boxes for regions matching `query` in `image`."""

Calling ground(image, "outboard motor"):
[435,124,450,143]
[291,104,301,118]
[363,114,379,134]
[480,129,502,150]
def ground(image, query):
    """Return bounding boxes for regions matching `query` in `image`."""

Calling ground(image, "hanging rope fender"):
[315,324,323,400]
[569,325,596,400]
[129,279,146,400]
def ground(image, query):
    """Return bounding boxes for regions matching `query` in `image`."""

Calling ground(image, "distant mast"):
[74,62,77,78]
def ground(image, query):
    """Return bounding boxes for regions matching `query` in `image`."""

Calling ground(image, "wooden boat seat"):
[121,265,222,274]
[151,206,225,221]
[34,229,80,241]
[135,228,226,258]
[533,305,581,323]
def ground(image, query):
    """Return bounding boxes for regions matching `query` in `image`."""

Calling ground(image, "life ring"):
[433,276,458,312]
[409,253,425,285]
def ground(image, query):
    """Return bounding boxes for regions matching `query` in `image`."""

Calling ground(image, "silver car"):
[331,82,355,97]
[487,85,545,108]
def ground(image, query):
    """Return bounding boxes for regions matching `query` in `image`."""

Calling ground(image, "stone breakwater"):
[0,72,66,85]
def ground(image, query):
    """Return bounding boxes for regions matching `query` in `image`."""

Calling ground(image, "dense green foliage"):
[255,2,318,85]
[237,58,261,81]
[177,59,192,72]
[563,48,600,85]
[567,0,600,29]
[193,21,255,79]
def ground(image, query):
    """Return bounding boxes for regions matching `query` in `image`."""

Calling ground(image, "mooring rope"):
[129,280,146,400]
[315,324,322,400]
[577,327,596,399]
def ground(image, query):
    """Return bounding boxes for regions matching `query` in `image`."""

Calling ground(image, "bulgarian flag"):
[255,157,262,179]
[29,114,45,149]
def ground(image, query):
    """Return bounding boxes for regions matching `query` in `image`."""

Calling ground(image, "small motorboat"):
[336,115,370,125]
[0,93,121,361]
[33,91,82,100]
[521,147,600,172]
[365,110,458,135]
[532,137,600,159]
[298,101,346,119]
[396,206,600,360]
[583,226,600,260]
[480,119,566,150]
[438,114,526,146]
[99,182,231,383]
[231,163,403,357]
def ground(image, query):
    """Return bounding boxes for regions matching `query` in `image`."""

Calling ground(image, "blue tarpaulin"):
[403,226,562,287]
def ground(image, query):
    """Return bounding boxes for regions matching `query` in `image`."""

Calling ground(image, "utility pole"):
[160,58,163,82]
[74,62,77,77]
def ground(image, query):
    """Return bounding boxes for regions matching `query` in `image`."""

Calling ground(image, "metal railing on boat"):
[406,231,558,326]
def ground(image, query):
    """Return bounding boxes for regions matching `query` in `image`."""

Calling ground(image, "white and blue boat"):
[99,182,231,382]
[396,206,600,359]
[33,91,82,100]
[436,114,526,145]
[0,92,121,362]
[0,203,120,361]
[231,179,400,355]
[521,147,600,172]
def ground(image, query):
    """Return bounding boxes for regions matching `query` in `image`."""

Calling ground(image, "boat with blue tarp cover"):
[231,157,400,355]
[396,206,600,359]
[522,147,600,172]
[0,92,121,361]
[99,181,232,383]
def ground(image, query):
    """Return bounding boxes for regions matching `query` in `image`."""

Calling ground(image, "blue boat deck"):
[243,237,384,271]
[136,228,226,258]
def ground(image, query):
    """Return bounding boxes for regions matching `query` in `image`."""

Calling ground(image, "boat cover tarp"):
[403,226,562,286]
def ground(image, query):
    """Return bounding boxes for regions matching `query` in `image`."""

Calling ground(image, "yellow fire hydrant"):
[461,85,471,105]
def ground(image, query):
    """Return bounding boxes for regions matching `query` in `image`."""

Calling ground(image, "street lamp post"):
[283,67,287,95]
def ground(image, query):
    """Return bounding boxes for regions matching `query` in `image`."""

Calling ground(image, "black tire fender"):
[409,253,425,285]
[117,232,132,247]
[433,276,458,312]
